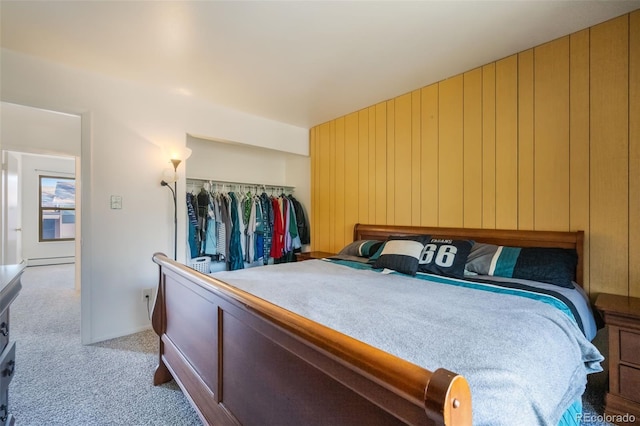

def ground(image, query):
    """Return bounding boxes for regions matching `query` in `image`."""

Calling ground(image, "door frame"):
[1,150,23,265]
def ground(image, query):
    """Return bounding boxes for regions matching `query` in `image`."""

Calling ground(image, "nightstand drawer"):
[621,330,640,366]
[620,365,640,400]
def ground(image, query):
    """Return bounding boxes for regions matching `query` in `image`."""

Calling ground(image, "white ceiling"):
[1,1,639,129]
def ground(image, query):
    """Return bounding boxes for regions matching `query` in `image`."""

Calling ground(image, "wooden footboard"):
[151,253,472,426]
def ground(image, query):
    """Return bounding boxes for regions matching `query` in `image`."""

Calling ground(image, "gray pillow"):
[338,240,384,258]
[465,243,500,275]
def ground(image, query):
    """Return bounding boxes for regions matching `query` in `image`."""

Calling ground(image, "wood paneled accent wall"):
[310,11,640,298]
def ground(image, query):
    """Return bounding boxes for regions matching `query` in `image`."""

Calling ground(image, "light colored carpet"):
[9,264,614,425]
[10,264,201,426]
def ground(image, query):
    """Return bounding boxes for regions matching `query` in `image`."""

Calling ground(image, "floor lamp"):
[161,147,191,261]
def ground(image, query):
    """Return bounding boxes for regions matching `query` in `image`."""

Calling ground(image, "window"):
[39,176,76,242]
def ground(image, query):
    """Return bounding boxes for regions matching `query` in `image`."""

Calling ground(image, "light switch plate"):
[110,195,122,209]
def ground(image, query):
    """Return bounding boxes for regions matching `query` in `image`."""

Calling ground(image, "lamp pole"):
[170,159,181,261]
[161,158,182,261]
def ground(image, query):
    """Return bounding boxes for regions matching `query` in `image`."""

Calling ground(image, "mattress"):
[211,258,603,426]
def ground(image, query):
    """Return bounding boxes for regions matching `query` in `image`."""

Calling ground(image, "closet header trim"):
[187,177,295,193]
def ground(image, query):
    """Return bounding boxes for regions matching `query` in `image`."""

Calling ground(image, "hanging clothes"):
[245,195,257,263]
[203,193,217,256]
[282,196,291,254]
[278,195,299,263]
[197,188,209,255]
[235,192,246,261]
[260,192,273,265]
[216,193,228,261]
[270,196,284,260]
[228,192,244,271]
[254,196,265,262]
[290,196,310,245]
[186,193,199,259]
[287,196,302,251]
[183,180,308,270]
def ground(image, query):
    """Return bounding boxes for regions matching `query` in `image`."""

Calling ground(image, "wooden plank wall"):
[310,11,640,298]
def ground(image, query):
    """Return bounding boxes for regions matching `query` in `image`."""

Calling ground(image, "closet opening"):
[184,134,311,274]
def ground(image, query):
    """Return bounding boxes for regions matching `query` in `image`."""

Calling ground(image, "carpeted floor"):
[10,264,201,426]
[9,264,615,425]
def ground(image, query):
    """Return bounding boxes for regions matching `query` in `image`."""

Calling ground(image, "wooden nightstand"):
[595,293,640,422]
[295,251,335,262]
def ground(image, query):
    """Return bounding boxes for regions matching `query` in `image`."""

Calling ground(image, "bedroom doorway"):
[1,150,81,290]
[1,151,77,266]
[1,102,82,299]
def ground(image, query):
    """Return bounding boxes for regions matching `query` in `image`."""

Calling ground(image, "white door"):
[2,151,22,264]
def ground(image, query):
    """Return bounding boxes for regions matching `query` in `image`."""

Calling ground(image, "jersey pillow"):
[417,238,473,278]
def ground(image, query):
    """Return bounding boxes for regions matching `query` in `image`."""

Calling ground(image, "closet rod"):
[186,177,295,192]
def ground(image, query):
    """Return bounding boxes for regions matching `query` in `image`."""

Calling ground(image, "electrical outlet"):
[142,288,153,303]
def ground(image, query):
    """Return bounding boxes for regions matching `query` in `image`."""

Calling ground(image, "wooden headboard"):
[353,224,585,287]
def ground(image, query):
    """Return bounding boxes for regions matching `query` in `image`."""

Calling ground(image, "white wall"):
[285,154,311,242]
[1,102,81,156]
[1,48,309,343]
[186,135,288,185]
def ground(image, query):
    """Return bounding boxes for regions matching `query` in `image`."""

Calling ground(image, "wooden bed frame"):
[151,224,584,425]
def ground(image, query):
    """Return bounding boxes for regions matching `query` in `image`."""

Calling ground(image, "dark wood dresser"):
[595,293,640,423]
[0,265,24,426]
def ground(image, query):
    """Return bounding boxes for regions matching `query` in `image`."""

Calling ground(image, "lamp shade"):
[162,168,177,184]
[162,144,192,162]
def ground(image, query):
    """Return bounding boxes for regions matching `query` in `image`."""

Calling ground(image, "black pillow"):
[417,238,473,277]
[465,244,577,288]
[371,235,430,276]
[503,247,577,288]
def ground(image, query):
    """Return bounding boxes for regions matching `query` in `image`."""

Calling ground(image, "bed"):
[151,223,602,425]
